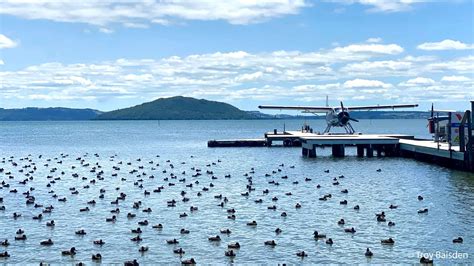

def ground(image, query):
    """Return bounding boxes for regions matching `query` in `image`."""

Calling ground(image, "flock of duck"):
[0,153,465,264]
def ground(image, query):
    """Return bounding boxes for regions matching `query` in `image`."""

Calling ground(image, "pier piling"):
[332,145,345,157]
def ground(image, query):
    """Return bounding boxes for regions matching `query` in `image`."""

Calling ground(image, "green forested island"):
[1,96,430,121]
[94,96,257,120]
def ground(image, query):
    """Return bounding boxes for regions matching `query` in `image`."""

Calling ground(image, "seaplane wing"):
[258,105,333,113]
[345,104,418,111]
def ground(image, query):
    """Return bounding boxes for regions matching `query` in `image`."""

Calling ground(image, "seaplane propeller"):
[337,101,359,125]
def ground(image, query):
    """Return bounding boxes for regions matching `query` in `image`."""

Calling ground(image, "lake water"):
[1,120,473,264]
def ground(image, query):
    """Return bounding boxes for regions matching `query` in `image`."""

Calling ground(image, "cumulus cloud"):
[417,39,474,50]
[343,78,392,89]
[333,43,403,55]
[441,75,471,82]
[399,77,435,86]
[0,34,17,49]
[1,39,473,107]
[0,0,308,26]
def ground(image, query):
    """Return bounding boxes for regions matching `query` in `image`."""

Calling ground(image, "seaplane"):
[258,99,418,134]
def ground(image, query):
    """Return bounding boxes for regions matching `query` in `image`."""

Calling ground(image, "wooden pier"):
[208,101,474,172]
[208,130,473,172]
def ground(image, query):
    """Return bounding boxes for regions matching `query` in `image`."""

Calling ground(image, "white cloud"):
[0,59,4,65]
[330,0,425,12]
[399,77,435,86]
[341,60,412,75]
[0,34,17,49]
[0,0,308,26]
[441,75,471,82]
[1,40,473,106]
[343,78,392,89]
[333,43,404,55]
[425,56,474,73]
[417,39,474,50]
[366,37,382,43]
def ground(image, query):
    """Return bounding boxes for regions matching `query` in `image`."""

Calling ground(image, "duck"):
[131,236,142,242]
[228,242,240,249]
[420,256,433,264]
[61,247,76,256]
[106,215,116,222]
[418,195,424,201]
[152,224,163,229]
[338,219,345,225]
[167,239,179,244]
[275,228,282,234]
[208,235,221,242]
[264,240,277,246]
[296,251,308,257]
[174,248,185,254]
[313,231,326,239]
[181,258,196,265]
[180,228,190,234]
[139,246,149,252]
[295,203,302,208]
[365,248,373,257]
[326,238,333,245]
[127,213,136,218]
[40,238,54,246]
[0,251,10,258]
[75,229,86,235]
[381,238,395,245]
[220,228,231,234]
[46,220,55,227]
[124,259,139,266]
[247,220,257,226]
[389,204,398,209]
[1,239,9,246]
[91,253,102,261]
[138,220,149,226]
[225,250,236,257]
[388,221,396,226]
[131,228,142,234]
[340,200,348,205]
[453,237,463,243]
[354,205,360,210]
[418,208,428,214]
[93,239,105,245]
[344,227,356,233]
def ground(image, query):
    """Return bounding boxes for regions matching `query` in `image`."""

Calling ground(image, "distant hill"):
[0,97,431,121]
[0,107,102,121]
[95,96,258,120]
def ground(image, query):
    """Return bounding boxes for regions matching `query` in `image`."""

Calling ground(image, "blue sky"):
[0,0,473,112]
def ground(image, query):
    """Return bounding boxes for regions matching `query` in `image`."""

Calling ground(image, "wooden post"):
[356,145,364,157]
[308,147,317,158]
[332,145,345,157]
[366,145,374,157]
[302,148,308,157]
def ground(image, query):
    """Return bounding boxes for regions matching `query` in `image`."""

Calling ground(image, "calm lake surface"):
[1,119,473,264]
